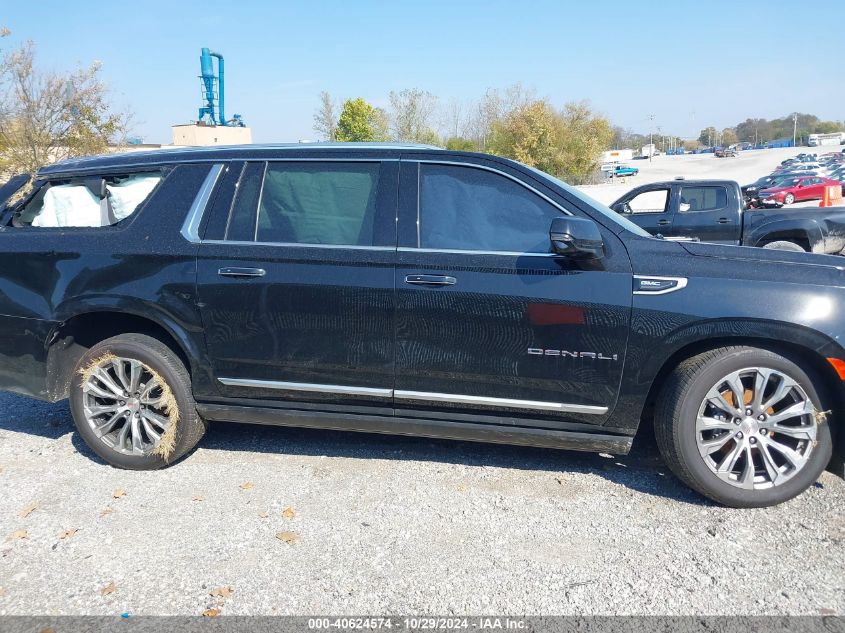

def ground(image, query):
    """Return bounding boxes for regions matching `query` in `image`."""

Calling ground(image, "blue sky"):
[2,0,841,144]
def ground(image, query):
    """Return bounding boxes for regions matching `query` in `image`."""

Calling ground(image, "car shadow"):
[0,392,710,506]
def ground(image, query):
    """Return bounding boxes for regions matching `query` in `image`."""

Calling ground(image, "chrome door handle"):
[657,219,671,226]
[218,267,266,278]
[404,274,456,286]
[717,218,731,224]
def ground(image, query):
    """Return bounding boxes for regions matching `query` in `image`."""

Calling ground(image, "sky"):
[3,0,842,144]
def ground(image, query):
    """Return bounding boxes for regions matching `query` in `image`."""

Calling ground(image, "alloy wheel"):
[695,367,818,490]
[81,356,173,456]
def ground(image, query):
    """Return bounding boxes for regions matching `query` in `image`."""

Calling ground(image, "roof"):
[39,142,448,175]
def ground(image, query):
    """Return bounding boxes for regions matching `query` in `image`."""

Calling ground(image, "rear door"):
[670,183,738,244]
[195,158,398,411]
[393,158,632,431]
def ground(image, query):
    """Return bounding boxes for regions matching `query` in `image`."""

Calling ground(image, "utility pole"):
[648,114,655,162]
[792,113,798,147]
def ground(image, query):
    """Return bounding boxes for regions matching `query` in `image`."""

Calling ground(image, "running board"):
[196,404,633,455]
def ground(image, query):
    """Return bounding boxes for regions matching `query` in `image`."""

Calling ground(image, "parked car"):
[610,178,845,253]
[610,165,639,177]
[715,148,737,158]
[0,145,843,508]
[758,176,843,206]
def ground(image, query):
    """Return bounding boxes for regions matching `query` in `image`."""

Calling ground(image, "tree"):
[486,99,611,184]
[0,39,130,174]
[312,91,338,141]
[335,97,389,142]
[388,88,439,143]
[698,126,717,146]
[815,120,845,134]
[720,127,738,146]
[444,136,477,151]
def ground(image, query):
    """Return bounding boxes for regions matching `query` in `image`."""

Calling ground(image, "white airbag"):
[107,175,161,221]
[32,185,101,227]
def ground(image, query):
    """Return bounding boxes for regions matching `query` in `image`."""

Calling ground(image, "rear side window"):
[679,186,728,213]
[12,172,162,228]
[255,162,381,246]
[418,163,563,253]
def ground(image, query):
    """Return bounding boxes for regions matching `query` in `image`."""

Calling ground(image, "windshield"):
[523,165,652,238]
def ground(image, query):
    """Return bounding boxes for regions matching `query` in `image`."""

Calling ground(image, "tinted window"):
[679,186,728,212]
[627,189,669,214]
[255,162,380,246]
[418,164,563,253]
[225,162,264,241]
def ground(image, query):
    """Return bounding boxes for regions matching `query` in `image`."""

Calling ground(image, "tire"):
[654,346,833,508]
[69,333,206,470]
[784,193,795,204]
[762,240,806,252]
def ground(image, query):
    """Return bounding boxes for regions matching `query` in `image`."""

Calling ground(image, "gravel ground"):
[0,392,842,616]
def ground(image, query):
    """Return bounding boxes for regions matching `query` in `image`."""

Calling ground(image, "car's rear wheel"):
[762,240,806,252]
[69,333,206,470]
[655,346,833,507]
[784,193,795,204]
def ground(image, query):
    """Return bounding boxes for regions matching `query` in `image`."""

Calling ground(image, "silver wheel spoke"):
[751,369,772,409]
[129,360,142,393]
[770,423,816,442]
[761,375,797,411]
[696,415,737,432]
[84,382,120,400]
[112,359,131,392]
[92,368,125,398]
[142,410,170,430]
[115,418,131,450]
[699,432,735,453]
[716,441,744,474]
[761,436,808,471]
[140,417,161,443]
[767,399,815,426]
[707,390,741,418]
[130,416,143,452]
[92,411,125,438]
[738,446,756,489]
[139,379,160,402]
[758,443,781,485]
[85,404,120,417]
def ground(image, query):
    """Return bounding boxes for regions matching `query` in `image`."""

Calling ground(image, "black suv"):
[0,143,843,508]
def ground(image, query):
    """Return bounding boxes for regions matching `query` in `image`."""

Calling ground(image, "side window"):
[12,172,162,228]
[225,163,264,241]
[255,162,381,246]
[418,163,563,253]
[679,186,728,213]
[626,189,669,214]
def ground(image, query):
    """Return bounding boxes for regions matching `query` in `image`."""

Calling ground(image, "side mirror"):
[611,201,630,214]
[549,217,604,259]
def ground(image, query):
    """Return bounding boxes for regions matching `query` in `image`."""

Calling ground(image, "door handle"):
[218,267,266,278]
[657,219,671,226]
[717,218,731,224]
[404,274,456,286]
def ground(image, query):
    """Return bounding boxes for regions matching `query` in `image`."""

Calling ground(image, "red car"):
[758,176,843,206]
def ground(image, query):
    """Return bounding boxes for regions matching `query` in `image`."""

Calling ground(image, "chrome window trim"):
[180,163,225,243]
[394,390,608,414]
[633,275,688,295]
[252,161,269,241]
[398,246,557,258]
[202,240,395,251]
[217,378,392,398]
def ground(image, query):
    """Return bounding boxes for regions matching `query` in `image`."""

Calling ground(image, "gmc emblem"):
[528,349,618,361]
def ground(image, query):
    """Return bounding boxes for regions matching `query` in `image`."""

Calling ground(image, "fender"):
[745,215,824,252]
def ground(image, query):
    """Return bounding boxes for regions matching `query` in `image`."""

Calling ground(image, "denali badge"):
[528,349,618,361]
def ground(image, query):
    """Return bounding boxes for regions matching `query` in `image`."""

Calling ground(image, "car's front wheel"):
[655,346,833,507]
[784,193,795,204]
[70,333,207,469]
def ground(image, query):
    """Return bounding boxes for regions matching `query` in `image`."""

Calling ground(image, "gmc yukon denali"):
[0,144,843,508]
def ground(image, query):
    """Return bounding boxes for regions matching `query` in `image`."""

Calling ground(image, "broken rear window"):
[11,171,163,228]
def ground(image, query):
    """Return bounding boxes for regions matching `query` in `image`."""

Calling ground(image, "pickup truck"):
[610,179,845,253]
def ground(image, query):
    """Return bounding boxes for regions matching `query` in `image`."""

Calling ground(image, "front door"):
[394,159,632,431]
[620,186,674,236]
[196,159,398,410]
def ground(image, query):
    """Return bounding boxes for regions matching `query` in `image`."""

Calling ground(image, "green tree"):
[444,136,477,151]
[335,98,389,142]
[815,120,845,134]
[487,99,611,184]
